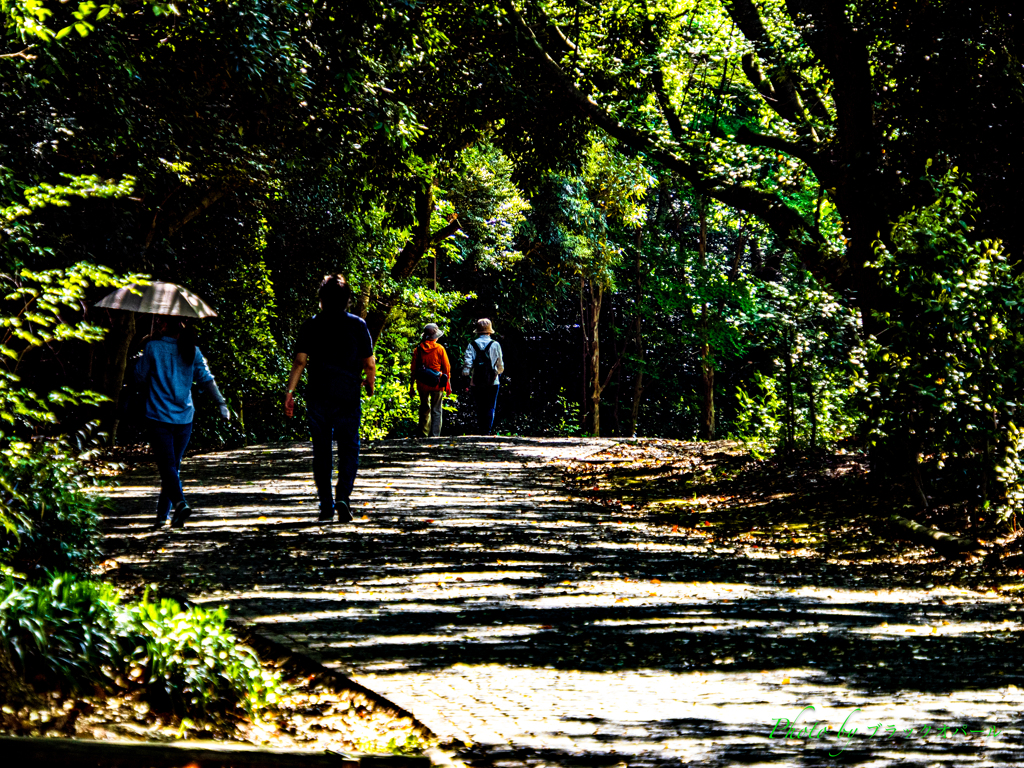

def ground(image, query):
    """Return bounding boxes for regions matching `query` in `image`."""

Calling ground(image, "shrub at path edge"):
[0,573,285,721]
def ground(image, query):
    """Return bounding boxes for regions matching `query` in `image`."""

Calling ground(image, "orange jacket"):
[411,340,452,393]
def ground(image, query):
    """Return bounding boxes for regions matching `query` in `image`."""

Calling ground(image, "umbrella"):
[94,281,217,318]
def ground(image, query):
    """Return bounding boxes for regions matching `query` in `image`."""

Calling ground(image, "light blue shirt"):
[134,336,215,424]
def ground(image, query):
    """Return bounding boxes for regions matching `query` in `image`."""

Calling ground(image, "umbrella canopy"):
[94,281,217,318]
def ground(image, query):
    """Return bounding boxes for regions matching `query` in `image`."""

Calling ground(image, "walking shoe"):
[317,507,334,523]
[171,501,192,528]
[336,498,354,523]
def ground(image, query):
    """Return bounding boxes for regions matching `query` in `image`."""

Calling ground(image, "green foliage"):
[2,1,176,42]
[0,572,285,719]
[0,571,121,692]
[551,387,583,437]
[440,143,531,270]
[360,345,416,441]
[864,170,1024,504]
[126,593,282,718]
[995,423,1024,527]
[0,430,105,574]
[0,174,143,533]
[730,264,861,452]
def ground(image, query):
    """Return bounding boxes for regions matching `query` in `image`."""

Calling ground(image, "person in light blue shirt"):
[135,317,230,527]
[461,318,504,434]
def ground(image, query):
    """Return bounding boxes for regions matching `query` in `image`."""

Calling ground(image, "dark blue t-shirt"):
[294,311,373,404]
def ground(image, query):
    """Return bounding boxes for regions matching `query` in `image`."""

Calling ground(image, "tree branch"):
[728,125,834,186]
[430,217,461,245]
[161,185,229,242]
[641,4,686,144]
[503,0,839,285]
[0,47,36,60]
[783,0,875,153]
[724,0,809,129]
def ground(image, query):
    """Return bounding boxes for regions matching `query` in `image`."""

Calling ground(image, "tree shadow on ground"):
[101,437,1024,767]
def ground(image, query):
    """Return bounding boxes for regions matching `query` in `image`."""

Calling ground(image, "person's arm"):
[493,341,505,376]
[441,347,452,393]
[284,352,307,418]
[193,349,231,420]
[197,378,230,419]
[462,342,474,384]
[362,356,376,397]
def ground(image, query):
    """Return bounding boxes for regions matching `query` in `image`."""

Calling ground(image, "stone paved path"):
[102,437,1024,767]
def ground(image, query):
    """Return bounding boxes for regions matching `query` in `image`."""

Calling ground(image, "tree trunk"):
[365,181,461,344]
[352,286,371,319]
[784,329,795,453]
[700,343,715,440]
[808,375,818,449]
[628,226,646,437]
[698,199,715,440]
[582,278,604,436]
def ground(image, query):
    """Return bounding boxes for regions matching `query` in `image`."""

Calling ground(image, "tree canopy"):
[3,0,1024,542]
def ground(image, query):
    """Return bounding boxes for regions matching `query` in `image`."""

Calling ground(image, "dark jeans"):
[149,419,193,520]
[418,390,444,437]
[474,383,499,435]
[308,398,360,511]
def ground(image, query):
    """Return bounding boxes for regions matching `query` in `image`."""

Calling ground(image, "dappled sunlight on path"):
[103,437,1024,767]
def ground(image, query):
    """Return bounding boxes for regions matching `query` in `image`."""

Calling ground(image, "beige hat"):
[421,323,442,340]
[474,318,494,335]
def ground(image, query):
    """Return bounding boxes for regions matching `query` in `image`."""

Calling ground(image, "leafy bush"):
[126,594,283,718]
[0,574,285,720]
[0,434,105,575]
[0,573,122,693]
[864,169,1024,515]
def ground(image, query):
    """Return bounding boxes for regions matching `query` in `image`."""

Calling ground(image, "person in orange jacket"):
[410,323,452,437]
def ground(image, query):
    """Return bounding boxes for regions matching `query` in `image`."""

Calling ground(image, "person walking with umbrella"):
[135,315,230,527]
[98,280,232,528]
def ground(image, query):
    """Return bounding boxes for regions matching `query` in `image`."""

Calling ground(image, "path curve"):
[103,437,1024,767]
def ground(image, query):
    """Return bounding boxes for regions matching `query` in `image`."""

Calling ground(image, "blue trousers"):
[308,399,360,511]
[149,419,193,520]
[474,383,499,435]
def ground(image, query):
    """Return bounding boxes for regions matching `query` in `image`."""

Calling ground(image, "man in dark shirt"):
[285,275,376,522]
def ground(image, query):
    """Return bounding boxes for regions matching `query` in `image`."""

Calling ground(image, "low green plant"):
[0,572,122,692]
[551,388,582,437]
[0,430,106,575]
[0,574,286,720]
[127,593,283,718]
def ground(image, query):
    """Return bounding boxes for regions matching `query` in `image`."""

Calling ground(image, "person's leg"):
[307,399,335,514]
[171,421,193,501]
[149,420,179,521]
[152,420,193,525]
[168,421,195,526]
[429,391,444,437]
[417,390,431,437]
[334,406,360,521]
[476,384,499,434]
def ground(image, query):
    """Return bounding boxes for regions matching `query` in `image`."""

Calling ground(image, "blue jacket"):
[134,336,215,424]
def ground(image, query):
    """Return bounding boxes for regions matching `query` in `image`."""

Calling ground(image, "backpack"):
[471,339,496,385]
